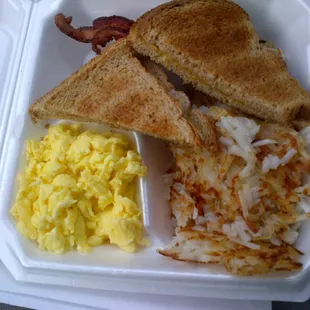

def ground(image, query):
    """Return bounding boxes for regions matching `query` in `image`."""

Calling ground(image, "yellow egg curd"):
[11,124,149,254]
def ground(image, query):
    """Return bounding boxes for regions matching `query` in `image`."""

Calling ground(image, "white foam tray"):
[1,0,310,302]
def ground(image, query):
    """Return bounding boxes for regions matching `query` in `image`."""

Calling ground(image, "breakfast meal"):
[11,124,148,253]
[10,0,310,275]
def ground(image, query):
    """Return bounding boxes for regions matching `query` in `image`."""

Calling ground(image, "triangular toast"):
[129,0,310,123]
[30,39,211,148]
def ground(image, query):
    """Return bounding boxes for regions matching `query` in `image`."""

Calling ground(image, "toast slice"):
[129,0,310,124]
[30,39,217,150]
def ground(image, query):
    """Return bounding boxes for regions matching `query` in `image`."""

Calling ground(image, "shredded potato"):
[159,106,310,275]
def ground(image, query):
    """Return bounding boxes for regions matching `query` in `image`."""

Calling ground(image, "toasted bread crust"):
[188,109,218,152]
[129,0,310,124]
[30,39,217,149]
[292,119,310,131]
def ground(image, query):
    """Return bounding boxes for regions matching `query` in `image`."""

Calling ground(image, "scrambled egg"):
[11,124,148,254]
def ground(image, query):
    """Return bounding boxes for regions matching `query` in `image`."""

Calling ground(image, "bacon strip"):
[93,15,134,31]
[54,13,134,54]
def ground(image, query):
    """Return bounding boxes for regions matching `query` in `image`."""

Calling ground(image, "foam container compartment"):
[1,0,310,302]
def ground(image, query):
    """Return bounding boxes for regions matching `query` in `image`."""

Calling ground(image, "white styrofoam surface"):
[0,262,271,310]
[0,0,310,302]
[0,0,32,164]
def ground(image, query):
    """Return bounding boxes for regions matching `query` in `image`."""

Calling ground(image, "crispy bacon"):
[93,15,134,31]
[55,13,134,54]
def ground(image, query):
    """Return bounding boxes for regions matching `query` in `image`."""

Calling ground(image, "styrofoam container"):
[1,0,310,302]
